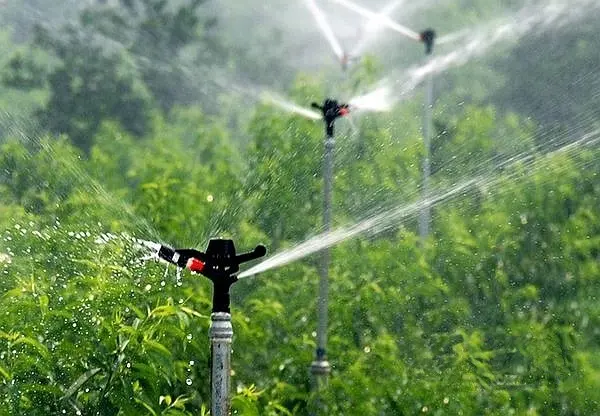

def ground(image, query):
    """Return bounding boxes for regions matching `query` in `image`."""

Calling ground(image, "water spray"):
[393,0,600,100]
[349,86,393,113]
[239,127,600,279]
[156,239,266,416]
[261,92,322,120]
[329,0,421,41]
[305,0,345,61]
[351,0,405,56]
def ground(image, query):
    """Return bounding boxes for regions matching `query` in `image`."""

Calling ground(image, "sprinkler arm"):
[158,239,267,312]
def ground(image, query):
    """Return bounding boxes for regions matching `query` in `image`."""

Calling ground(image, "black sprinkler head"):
[420,29,436,54]
[312,98,350,136]
[157,239,267,312]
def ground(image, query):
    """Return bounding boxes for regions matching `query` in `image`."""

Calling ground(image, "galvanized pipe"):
[210,312,233,416]
[419,70,434,240]
[311,133,334,384]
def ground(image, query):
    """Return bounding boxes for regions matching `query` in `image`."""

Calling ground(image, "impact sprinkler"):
[420,28,436,54]
[158,239,266,416]
[309,98,350,389]
[311,98,350,136]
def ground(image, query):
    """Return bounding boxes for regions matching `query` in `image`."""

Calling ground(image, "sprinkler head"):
[311,98,351,136]
[420,29,436,54]
[157,239,267,312]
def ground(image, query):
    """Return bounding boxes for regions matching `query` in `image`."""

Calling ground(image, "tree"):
[34,25,154,152]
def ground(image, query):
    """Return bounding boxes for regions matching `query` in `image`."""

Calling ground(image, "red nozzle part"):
[186,258,205,273]
[339,107,349,116]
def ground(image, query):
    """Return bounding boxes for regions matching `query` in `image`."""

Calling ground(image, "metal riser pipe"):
[210,312,233,416]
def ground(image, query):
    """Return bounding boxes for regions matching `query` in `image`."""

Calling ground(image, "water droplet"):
[186,378,192,385]
[363,346,371,353]
[189,360,194,366]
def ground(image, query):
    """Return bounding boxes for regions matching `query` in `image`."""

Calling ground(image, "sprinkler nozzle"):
[420,29,436,54]
[157,239,267,312]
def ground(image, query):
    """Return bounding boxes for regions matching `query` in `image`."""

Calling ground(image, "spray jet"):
[311,98,351,136]
[420,29,436,54]
[158,239,266,313]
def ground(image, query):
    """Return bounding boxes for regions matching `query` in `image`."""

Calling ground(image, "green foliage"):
[35,25,154,152]
[80,0,209,111]
[0,1,599,414]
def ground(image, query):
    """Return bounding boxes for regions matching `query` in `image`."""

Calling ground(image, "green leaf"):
[39,294,49,317]
[143,339,172,358]
[61,367,101,400]
[149,305,177,318]
[171,395,191,409]
[180,306,208,319]
[0,365,11,380]
[13,336,50,359]
[134,397,158,416]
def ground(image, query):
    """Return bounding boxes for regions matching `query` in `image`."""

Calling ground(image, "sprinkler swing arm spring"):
[158,239,267,312]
